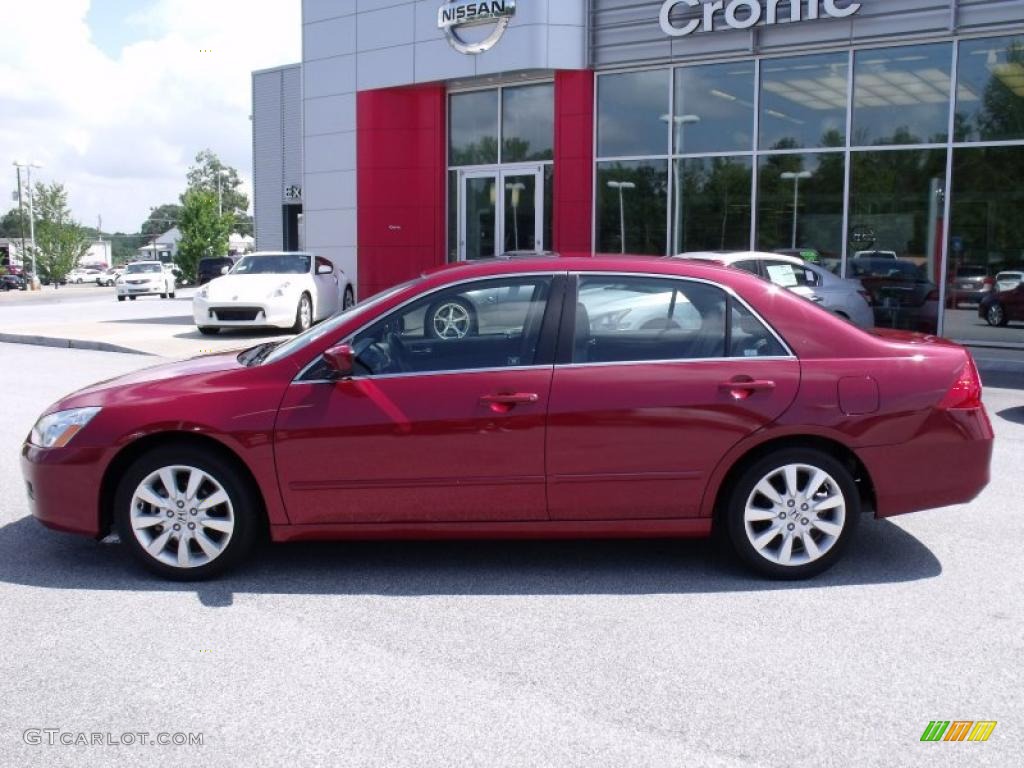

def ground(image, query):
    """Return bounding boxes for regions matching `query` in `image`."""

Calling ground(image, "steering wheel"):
[385,331,409,373]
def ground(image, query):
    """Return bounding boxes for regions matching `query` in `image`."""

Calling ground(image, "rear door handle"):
[719,378,776,400]
[480,392,539,412]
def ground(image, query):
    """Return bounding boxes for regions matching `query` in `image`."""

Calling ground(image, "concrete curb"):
[0,333,155,357]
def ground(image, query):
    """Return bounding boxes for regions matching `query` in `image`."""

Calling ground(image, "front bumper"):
[21,442,106,537]
[193,296,295,329]
[117,281,164,296]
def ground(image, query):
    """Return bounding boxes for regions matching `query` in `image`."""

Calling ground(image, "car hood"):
[203,274,300,301]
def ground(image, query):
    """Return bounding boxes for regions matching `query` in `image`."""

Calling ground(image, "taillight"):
[938,356,983,410]
[982,277,994,291]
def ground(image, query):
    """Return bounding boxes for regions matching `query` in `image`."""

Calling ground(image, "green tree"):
[140,203,183,237]
[176,188,232,282]
[185,149,252,236]
[1,207,26,239]
[31,182,90,284]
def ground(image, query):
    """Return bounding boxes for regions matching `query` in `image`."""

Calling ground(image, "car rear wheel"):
[292,293,313,333]
[725,448,860,579]
[129,296,136,301]
[986,303,1008,327]
[114,445,259,580]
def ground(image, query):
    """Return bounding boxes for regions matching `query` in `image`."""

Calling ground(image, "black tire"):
[113,444,260,580]
[292,292,313,333]
[343,285,355,310]
[724,448,861,580]
[129,296,136,301]
[160,292,167,299]
[986,303,1008,327]
[117,295,125,302]
[169,290,176,299]
[425,297,477,340]
[198,326,219,336]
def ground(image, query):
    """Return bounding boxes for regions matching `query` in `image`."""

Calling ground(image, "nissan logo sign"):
[659,0,861,37]
[438,1,516,55]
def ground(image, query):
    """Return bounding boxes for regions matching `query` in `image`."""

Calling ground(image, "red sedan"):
[21,256,993,580]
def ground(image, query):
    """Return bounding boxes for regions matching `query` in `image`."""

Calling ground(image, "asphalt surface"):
[0,342,1021,767]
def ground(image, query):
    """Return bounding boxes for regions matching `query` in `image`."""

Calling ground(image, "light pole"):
[607,180,636,253]
[661,114,700,253]
[13,161,42,289]
[505,182,526,251]
[780,170,812,249]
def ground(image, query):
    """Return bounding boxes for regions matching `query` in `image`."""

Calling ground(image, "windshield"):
[231,254,310,275]
[126,263,162,274]
[263,278,422,365]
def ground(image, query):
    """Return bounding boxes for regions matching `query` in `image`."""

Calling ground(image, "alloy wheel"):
[431,302,472,339]
[987,304,1005,327]
[129,465,235,569]
[299,296,312,330]
[742,463,846,567]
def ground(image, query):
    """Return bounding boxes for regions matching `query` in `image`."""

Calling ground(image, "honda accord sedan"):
[21,256,993,580]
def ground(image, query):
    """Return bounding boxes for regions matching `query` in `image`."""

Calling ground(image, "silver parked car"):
[677,251,875,328]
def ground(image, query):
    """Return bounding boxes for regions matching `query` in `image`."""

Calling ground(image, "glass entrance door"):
[459,165,544,260]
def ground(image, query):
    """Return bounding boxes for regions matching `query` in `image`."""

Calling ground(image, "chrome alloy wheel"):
[432,302,472,339]
[129,465,235,569]
[986,304,1005,327]
[743,463,846,567]
[299,295,312,330]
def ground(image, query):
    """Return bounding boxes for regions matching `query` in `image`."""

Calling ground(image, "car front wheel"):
[114,445,259,580]
[986,303,1008,327]
[292,293,313,333]
[725,449,860,579]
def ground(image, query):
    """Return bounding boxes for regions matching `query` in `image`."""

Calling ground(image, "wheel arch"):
[99,431,270,539]
[704,434,876,528]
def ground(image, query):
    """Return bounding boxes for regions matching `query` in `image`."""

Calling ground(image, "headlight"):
[195,285,209,299]
[29,407,102,448]
[270,281,291,298]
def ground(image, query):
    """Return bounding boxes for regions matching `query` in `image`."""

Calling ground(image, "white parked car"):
[68,267,103,284]
[192,251,354,335]
[96,267,123,287]
[677,251,875,328]
[116,261,176,301]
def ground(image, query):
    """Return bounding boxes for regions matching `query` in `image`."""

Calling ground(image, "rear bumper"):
[857,407,994,518]
[20,442,105,537]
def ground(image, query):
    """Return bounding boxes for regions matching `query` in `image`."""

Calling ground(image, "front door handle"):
[719,378,776,400]
[480,392,539,412]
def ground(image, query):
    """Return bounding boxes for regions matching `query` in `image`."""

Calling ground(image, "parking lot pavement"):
[0,283,287,357]
[0,342,1021,767]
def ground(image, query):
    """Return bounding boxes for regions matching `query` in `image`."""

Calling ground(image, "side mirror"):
[322,343,355,378]
[317,263,333,275]
[220,266,230,275]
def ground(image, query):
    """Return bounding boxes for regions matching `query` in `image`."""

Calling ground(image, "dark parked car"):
[847,258,938,332]
[197,257,236,285]
[978,278,1024,326]
[1,273,27,291]
[947,265,994,308]
[22,256,992,582]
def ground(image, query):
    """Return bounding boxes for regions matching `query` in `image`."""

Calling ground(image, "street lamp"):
[607,180,636,254]
[13,160,42,289]
[780,170,812,249]
[505,181,526,251]
[661,114,701,253]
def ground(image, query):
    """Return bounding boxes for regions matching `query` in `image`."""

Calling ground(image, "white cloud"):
[0,0,300,232]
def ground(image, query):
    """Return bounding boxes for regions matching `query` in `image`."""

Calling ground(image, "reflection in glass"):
[450,91,499,166]
[674,62,754,154]
[464,176,497,260]
[760,52,848,150]
[502,84,554,162]
[672,157,752,254]
[596,160,667,255]
[448,170,458,262]
[852,43,952,146]
[597,70,670,158]
[848,149,947,332]
[502,174,537,252]
[955,36,1024,142]
[757,153,846,268]
[944,146,1024,342]
[544,165,553,253]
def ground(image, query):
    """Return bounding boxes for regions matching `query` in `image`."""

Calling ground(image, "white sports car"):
[192,251,354,335]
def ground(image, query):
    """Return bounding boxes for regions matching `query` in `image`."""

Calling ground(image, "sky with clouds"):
[0,0,301,233]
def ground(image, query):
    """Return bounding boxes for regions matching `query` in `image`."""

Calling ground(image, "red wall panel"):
[553,70,595,256]
[357,85,446,299]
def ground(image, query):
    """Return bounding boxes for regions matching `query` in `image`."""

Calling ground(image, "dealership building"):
[252,0,1024,343]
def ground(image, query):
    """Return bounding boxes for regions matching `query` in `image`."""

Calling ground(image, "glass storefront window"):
[944,146,1024,341]
[672,156,752,254]
[848,149,947,333]
[673,62,755,154]
[450,90,499,166]
[955,35,1024,143]
[597,69,670,158]
[756,153,845,271]
[760,53,848,150]
[853,44,952,146]
[596,160,668,255]
[502,83,554,162]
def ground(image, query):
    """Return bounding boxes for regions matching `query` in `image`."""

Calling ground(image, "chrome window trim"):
[292,271,563,384]
[297,364,556,386]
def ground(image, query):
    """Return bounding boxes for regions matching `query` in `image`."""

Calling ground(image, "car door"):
[312,256,341,320]
[274,274,564,525]
[546,274,800,520]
